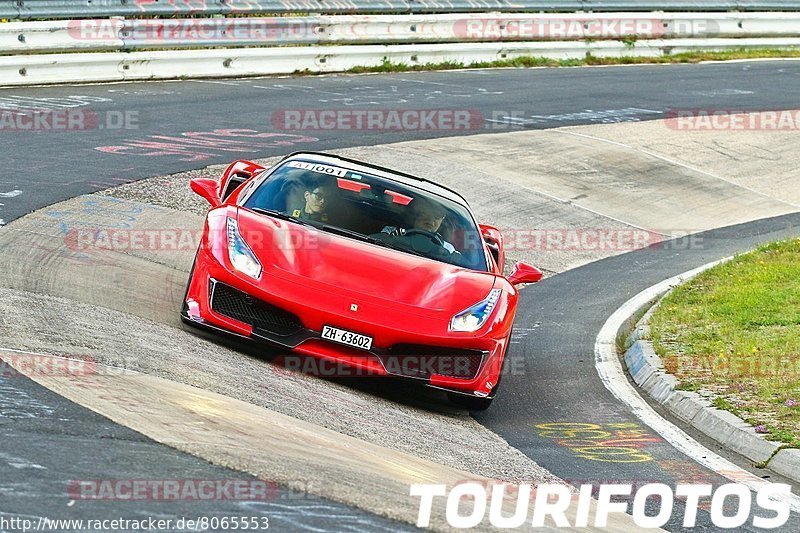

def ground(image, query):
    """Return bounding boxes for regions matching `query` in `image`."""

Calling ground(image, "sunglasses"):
[310,190,327,201]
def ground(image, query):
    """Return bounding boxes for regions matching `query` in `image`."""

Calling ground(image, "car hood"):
[237,209,496,313]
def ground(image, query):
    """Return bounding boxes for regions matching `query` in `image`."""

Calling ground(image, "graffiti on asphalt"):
[535,422,660,463]
[95,129,319,161]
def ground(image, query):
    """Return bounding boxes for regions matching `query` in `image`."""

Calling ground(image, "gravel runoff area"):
[0,287,560,487]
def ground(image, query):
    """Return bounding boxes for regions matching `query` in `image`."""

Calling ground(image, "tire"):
[448,393,493,411]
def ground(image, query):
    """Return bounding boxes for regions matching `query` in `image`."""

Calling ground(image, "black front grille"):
[211,281,303,336]
[383,344,486,380]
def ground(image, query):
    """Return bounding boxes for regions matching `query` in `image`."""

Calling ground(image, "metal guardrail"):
[2,1,800,19]
[2,37,799,86]
[4,13,800,53]
[1,8,798,87]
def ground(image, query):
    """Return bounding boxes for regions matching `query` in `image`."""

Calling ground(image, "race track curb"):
[620,270,800,486]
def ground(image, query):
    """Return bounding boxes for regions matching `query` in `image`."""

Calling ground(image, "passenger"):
[293,180,332,223]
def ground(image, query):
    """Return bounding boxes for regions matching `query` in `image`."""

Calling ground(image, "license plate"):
[321,325,373,351]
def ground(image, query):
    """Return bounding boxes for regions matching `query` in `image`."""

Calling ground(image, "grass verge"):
[342,48,800,74]
[649,238,800,447]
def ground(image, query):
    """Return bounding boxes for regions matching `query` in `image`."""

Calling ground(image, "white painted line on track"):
[595,258,800,513]
[189,79,240,86]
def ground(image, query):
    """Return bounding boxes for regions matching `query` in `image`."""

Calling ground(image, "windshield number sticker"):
[287,160,349,177]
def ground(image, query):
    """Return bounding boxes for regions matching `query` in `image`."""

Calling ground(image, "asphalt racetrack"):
[2,61,800,223]
[476,213,800,531]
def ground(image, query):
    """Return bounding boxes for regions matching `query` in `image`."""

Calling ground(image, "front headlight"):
[226,217,262,279]
[450,289,502,332]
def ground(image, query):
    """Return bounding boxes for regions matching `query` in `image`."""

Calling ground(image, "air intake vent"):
[211,281,303,336]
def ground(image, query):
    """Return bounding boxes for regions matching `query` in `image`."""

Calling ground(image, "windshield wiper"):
[320,225,428,258]
[249,207,315,227]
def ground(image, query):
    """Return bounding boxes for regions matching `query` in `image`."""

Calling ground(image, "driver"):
[381,197,456,253]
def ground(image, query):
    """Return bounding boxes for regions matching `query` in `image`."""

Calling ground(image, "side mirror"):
[190,178,222,208]
[507,262,543,286]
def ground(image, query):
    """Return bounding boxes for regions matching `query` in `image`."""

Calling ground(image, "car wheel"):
[448,393,493,411]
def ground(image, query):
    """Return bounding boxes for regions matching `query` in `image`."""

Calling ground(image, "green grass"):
[650,238,800,447]
[341,48,800,75]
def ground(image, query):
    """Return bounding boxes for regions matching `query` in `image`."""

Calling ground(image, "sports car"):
[181,152,542,410]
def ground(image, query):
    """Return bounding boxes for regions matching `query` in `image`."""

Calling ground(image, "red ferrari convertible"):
[182,152,542,409]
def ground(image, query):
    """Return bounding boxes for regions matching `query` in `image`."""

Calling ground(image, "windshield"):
[242,159,488,271]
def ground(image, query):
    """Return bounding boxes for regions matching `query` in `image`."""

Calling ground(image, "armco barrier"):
[2,7,799,86]
[3,38,800,86]
[4,13,800,54]
[1,0,800,19]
